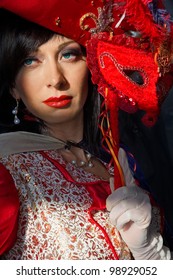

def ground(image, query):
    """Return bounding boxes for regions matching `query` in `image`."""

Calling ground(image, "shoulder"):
[0,162,19,216]
[0,162,19,255]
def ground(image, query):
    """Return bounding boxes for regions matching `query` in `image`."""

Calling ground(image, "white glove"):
[107,184,170,259]
[106,149,171,259]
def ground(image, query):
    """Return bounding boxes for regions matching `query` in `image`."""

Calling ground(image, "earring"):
[12,99,20,125]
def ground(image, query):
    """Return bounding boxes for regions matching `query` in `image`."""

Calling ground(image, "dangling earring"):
[12,99,20,125]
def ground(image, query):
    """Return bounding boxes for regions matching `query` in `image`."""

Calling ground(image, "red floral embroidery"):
[1,151,131,260]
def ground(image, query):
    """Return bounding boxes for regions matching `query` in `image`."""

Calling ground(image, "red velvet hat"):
[0,0,118,46]
[0,0,169,45]
[1,0,173,188]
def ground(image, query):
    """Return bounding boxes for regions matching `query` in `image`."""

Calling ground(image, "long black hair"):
[0,9,104,156]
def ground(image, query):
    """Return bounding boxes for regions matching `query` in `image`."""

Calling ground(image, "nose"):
[47,61,67,90]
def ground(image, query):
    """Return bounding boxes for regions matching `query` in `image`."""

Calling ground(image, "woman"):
[0,2,171,260]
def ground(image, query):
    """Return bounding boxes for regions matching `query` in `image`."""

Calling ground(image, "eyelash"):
[61,49,82,62]
[23,57,38,66]
[22,47,83,67]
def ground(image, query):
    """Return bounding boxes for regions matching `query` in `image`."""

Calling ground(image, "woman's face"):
[12,35,89,126]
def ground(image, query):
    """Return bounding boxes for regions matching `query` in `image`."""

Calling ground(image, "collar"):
[0,131,65,157]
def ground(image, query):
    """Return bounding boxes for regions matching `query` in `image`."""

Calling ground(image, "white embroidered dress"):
[0,147,131,260]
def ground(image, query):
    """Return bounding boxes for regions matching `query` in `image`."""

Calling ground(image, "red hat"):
[0,0,168,45]
[1,0,173,188]
[0,0,117,46]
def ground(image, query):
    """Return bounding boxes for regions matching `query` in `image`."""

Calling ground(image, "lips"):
[43,95,72,108]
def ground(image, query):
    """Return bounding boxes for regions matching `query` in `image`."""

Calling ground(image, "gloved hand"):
[107,182,171,260]
[106,149,171,259]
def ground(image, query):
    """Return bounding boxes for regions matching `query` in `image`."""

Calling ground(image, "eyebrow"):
[57,40,80,52]
[31,40,79,56]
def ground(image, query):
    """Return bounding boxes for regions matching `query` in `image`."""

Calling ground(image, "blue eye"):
[23,57,37,66]
[24,59,33,65]
[61,48,82,62]
[62,52,75,60]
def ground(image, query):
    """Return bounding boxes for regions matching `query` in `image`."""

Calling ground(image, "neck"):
[43,118,84,143]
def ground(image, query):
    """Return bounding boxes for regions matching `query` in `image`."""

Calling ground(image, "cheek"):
[76,66,89,95]
[15,74,41,103]
[78,71,89,105]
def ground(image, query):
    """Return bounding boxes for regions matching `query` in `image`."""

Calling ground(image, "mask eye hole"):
[124,70,145,85]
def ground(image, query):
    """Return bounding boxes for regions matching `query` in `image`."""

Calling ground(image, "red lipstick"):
[43,95,72,108]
